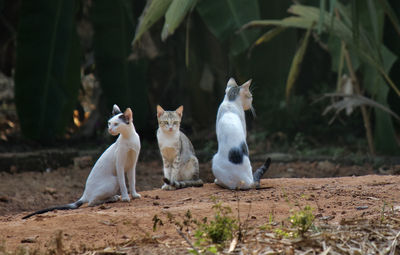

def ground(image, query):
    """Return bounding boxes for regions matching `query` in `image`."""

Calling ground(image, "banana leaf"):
[161,0,197,41]
[242,4,400,97]
[250,27,286,49]
[14,0,81,141]
[286,25,312,102]
[242,2,400,153]
[132,0,172,45]
[363,46,398,154]
[196,0,260,56]
[378,0,400,36]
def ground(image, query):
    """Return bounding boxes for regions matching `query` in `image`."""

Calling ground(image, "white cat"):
[23,104,141,219]
[212,78,271,190]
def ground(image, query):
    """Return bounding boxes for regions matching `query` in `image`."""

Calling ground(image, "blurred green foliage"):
[15,0,81,141]
[9,0,400,154]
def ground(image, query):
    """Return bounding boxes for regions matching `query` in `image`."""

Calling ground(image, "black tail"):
[253,157,271,188]
[22,200,84,219]
[163,177,203,189]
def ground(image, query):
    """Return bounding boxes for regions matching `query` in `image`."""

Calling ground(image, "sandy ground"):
[0,160,399,254]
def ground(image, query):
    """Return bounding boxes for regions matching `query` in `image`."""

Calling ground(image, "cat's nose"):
[169,127,173,131]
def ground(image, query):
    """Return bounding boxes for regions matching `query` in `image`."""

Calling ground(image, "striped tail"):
[22,200,84,219]
[253,157,271,189]
[163,178,203,189]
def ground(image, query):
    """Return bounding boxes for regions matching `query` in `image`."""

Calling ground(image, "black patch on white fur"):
[118,114,129,124]
[227,87,240,101]
[229,141,249,164]
[229,147,243,164]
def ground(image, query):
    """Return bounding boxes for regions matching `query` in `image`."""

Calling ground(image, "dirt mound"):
[1,174,400,254]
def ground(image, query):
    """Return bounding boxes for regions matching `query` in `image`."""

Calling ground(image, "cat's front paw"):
[121,195,131,202]
[131,192,141,199]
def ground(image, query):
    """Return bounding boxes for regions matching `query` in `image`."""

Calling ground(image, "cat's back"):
[88,143,117,178]
[216,100,243,124]
[179,131,195,155]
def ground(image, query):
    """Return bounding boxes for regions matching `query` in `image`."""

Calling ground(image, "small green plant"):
[289,205,315,237]
[152,214,164,232]
[381,202,387,223]
[274,205,315,238]
[151,199,239,254]
[275,228,293,238]
[189,200,238,254]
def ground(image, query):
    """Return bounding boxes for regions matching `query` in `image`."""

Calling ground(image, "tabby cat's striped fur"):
[156,105,203,190]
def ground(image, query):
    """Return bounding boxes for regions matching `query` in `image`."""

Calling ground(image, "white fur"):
[157,129,179,190]
[212,78,254,190]
[80,104,141,205]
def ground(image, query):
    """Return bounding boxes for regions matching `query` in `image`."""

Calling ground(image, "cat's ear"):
[157,105,164,118]
[112,104,122,115]
[227,78,238,87]
[176,105,183,117]
[226,78,238,93]
[240,79,252,90]
[123,108,133,123]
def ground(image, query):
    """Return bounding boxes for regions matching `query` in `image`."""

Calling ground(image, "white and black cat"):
[23,105,141,219]
[212,78,271,190]
[156,105,203,190]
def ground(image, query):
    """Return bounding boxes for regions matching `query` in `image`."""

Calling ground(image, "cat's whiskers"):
[250,105,256,118]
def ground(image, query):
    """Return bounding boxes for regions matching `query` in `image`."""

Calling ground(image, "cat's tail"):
[22,199,84,219]
[163,178,204,189]
[253,157,271,189]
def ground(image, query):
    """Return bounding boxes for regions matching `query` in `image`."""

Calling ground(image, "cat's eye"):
[108,122,111,126]
[114,123,118,126]
[160,121,168,125]
[173,121,179,125]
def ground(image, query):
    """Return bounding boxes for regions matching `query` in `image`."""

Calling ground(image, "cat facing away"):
[156,105,203,190]
[23,105,141,219]
[212,78,271,190]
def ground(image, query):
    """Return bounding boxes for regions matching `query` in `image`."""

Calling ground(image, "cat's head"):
[225,78,254,113]
[108,104,133,136]
[156,105,183,133]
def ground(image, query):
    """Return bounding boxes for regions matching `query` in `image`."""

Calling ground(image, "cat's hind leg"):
[87,176,120,206]
[161,183,176,190]
[106,195,121,203]
[88,195,120,207]
[214,178,229,189]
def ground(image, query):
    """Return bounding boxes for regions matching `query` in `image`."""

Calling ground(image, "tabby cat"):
[156,105,203,190]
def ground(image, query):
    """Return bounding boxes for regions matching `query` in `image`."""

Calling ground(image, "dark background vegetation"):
[0,0,399,158]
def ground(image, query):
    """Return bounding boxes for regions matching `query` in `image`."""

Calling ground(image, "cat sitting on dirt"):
[23,105,141,219]
[212,78,271,190]
[156,105,203,190]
